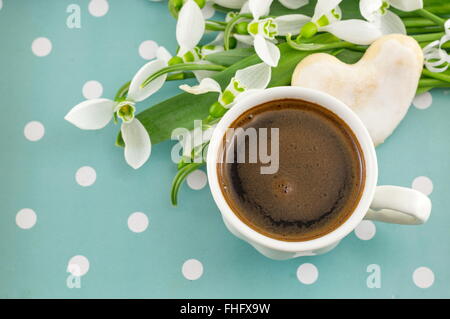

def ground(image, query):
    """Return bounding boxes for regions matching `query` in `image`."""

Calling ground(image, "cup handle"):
[364,186,431,225]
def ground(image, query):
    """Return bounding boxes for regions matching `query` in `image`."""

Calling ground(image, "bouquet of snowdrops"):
[64,0,450,204]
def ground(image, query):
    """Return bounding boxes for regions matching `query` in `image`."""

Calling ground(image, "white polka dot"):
[75,166,97,187]
[0,0,3,10]
[24,121,45,141]
[67,255,90,276]
[16,208,37,229]
[187,169,207,190]
[354,220,376,240]
[412,176,433,196]
[296,263,318,285]
[182,259,203,280]
[82,80,103,99]
[202,2,215,19]
[127,212,149,233]
[413,92,433,110]
[31,37,52,57]
[88,0,109,17]
[138,40,159,60]
[413,267,434,288]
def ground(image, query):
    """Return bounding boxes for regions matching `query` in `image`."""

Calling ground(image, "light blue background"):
[0,0,449,298]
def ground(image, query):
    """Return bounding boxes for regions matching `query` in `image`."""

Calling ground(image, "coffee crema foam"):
[218,99,365,242]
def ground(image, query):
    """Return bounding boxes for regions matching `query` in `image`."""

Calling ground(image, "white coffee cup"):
[207,86,431,260]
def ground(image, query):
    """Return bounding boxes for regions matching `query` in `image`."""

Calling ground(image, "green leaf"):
[204,48,255,66]
[171,163,205,205]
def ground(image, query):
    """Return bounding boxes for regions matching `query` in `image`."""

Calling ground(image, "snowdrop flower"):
[178,62,271,158]
[359,0,423,35]
[64,48,172,169]
[143,1,221,86]
[234,0,310,66]
[298,0,384,45]
[176,0,206,58]
[423,19,450,73]
[180,62,272,118]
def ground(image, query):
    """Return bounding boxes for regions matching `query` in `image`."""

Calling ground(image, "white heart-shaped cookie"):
[292,34,423,146]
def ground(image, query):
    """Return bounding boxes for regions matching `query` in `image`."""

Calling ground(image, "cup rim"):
[207,86,378,252]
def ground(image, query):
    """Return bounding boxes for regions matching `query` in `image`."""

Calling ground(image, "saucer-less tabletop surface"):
[0,0,448,298]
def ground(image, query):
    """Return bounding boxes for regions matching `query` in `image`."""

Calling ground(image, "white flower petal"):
[233,34,255,45]
[312,0,343,21]
[176,0,205,56]
[179,78,222,94]
[279,0,309,10]
[253,35,280,67]
[121,119,151,169]
[274,14,311,36]
[359,0,383,21]
[214,0,247,9]
[249,0,273,20]
[375,10,406,35]
[156,46,172,63]
[239,1,250,14]
[64,99,115,130]
[320,20,383,45]
[389,0,423,12]
[127,59,168,102]
[235,62,272,90]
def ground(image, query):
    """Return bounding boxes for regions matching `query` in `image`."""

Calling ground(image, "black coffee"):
[218,99,365,241]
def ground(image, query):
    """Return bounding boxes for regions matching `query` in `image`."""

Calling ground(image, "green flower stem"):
[171,162,205,205]
[141,63,227,88]
[407,26,444,34]
[422,69,450,83]
[418,78,450,88]
[286,34,355,51]
[166,72,195,81]
[205,21,226,32]
[411,32,445,43]
[114,81,130,101]
[403,17,437,27]
[224,13,253,50]
[415,9,446,26]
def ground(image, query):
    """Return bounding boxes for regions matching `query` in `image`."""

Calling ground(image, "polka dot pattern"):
[82,80,103,99]
[127,212,149,233]
[75,166,97,187]
[182,259,203,280]
[16,208,37,229]
[296,263,318,285]
[186,169,207,190]
[412,176,433,196]
[67,255,90,276]
[354,220,376,241]
[413,267,434,288]
[3,1,448,299]
[88,0,109,17]
[24,121,45,141]
[32,37,52,57]
[413,92,433,110]
[138,40,159,60]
